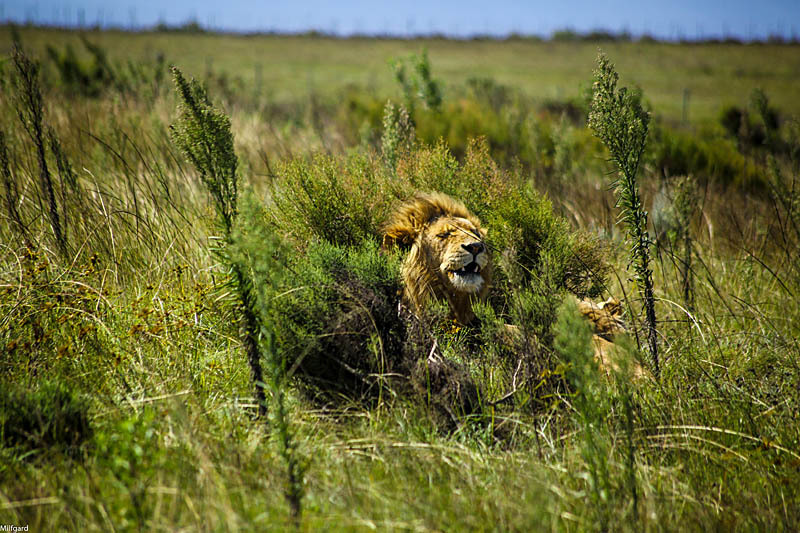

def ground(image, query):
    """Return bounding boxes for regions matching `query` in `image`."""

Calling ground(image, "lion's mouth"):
[452,262,481,276]
[446,260,484,293]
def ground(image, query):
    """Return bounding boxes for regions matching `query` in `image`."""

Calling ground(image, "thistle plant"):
[381,100,415,171]
[170,68,306,522]
[170,68,238,232]
[588,52,659,379]
[390,48,443,119]
[169,67,265,416]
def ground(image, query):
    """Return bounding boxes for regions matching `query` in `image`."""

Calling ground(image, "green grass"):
[3,26,800,122]
[0,27,799,531]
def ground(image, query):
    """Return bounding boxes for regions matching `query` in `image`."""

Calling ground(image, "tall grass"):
[12,43,67,256]
[0,30,799,532]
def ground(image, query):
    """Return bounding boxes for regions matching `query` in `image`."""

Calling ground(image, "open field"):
[3,27,800,122]
[1,26,799,531]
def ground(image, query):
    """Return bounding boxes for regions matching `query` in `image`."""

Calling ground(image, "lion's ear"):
[383,194,434,251]
[600,297,622,317]
[382,227,416,251]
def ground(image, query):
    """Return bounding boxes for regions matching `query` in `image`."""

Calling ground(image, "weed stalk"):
[588,52,659,379]
[169,66,266,417]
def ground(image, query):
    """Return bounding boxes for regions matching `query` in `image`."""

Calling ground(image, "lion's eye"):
[437,231,452,239]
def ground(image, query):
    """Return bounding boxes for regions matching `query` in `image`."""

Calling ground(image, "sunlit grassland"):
[0,26,799,531]
[3,26,800,122]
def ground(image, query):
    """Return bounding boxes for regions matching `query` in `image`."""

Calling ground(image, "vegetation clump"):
[0,380,92,457]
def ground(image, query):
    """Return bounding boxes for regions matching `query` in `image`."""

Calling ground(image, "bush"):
[0,379,92,457]
[263,138,609,414]
[650,124,767,190]
[271,239,409,401]
[271,153,390,247]
[264,237,484,424]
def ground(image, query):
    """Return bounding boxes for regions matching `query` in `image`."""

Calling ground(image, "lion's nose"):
[462,242,485,255]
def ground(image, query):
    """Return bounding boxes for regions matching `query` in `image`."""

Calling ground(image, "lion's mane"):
[382,192,492,325]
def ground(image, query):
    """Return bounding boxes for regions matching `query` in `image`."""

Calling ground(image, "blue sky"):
[4,0,800,40]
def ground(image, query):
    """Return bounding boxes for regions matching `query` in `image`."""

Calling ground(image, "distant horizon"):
[5,21,800,45]
[3,0,799,42]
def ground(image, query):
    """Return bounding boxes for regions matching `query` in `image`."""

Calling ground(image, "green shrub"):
[271,153,390,247]
[270,136,607,308]
[0,379,92,457]
[267,238,483,424]
[650,124,767,190]
[485,181,608,299]
[271,239,409,401]
[263,137,608,414]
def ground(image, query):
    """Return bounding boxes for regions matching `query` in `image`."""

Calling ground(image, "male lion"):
[382,192,644,377]
[382,192,491,325]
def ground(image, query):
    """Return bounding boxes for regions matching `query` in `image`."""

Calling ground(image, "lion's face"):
[382,192,492,324]
[422,215,489,295]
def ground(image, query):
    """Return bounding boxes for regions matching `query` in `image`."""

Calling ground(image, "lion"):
[381,192,491,325]
[577,296,644,378]
[382,192,645,377]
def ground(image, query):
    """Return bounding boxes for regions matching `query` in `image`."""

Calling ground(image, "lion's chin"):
[447,271,484,293]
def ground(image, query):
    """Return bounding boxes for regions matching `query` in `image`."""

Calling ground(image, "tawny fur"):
[577,297,626,341]
[383,193,644,377]
[382,192,492,325]
[578,297,645,378]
